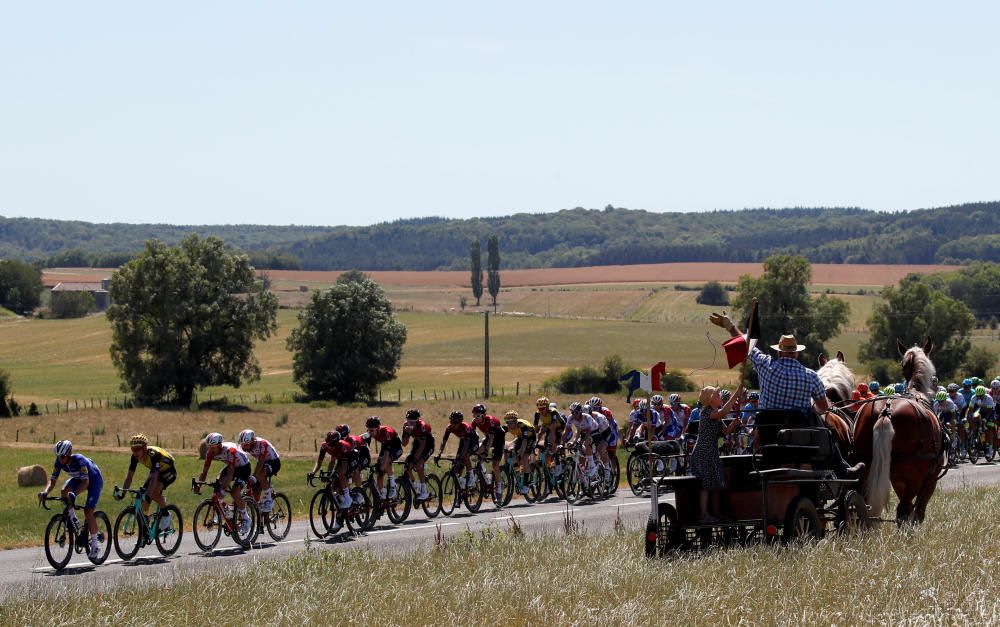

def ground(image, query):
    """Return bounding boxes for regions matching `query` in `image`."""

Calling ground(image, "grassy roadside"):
[2,487,996,624]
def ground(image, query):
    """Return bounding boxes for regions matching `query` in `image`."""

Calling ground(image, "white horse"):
[817,350,855,407]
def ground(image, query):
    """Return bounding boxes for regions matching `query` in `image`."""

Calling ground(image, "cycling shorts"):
[457,433,480,457]
[217,463,252,488]
[406,435,435,465]
[65,473,103,510]
[513,434,536,455]
[262,458,281,478]
[380,436,404,462]
[485,429,505,461]
[593,427,611,445]
[144,466,177,491]
[348,447,371,472]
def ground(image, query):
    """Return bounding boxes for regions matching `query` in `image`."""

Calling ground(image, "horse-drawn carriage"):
[644,410,870,556]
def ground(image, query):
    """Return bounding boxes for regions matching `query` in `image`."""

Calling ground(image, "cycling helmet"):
[973,377,984,386]
[405,408,421,420]
[963,378,973,387]
[129,433,149,447]
[668,393,681,406]
[858,383,869,394]
[237,429,255,445]
[720,389,731,400]
[449,410,464,422]
[748,391,760,401]
[869,381,880,393]
[885,388,896,396]
[947,383,959,392]
[632,399,641,409]
[549,402,558,412]
[365,416,381,429]
[325,431,340,445]
[205,433,223,446]
[991,379,1000,390]
[650,394,664,406]
[588,396,603,410]
[471,403,486,416]
[894,383,906,394]
[54,440,73,457]
[335,424,350,436]
[504,410,519,421]
[569,401,583,413]
[535,397,550,410]
[637,399,648,411]
[975,385,987,397]
[935,391,947,402]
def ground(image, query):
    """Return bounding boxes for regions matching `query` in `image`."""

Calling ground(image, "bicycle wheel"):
[499,466,515,507]
[192,500,222,551]
[265,493,292,541]
[113,506,144,560]
[564,466,582,505]
[88,511,112,565]
[465,473,485,513]
[627,452,647,496]
[439,473,458,516]
[233,500,259,548]
[359,484,379,531]
[421,475,442,518]
[309,490,333,538]
[44,514,73,571]
[609,455,621,494]
[385,480,412,524]
[985,430,996,462]
[154,504,184,556]
[969,431,980,464]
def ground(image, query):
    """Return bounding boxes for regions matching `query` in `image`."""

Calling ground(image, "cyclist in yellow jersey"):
[114,434,177,530]
[533,396,565,454]
[504,411,537,495]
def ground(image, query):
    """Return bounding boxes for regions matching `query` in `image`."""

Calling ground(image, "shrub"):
[5,397,18,417]
[545,354,630,394]
[963,345,997,379]
[661,369,697,392]
[275,413,289,428]
[695,281,729,306]
[27,402,39,416]
[50,290,95,319]
[866,359,901,385]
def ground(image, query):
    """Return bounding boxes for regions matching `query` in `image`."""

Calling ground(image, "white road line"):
[366,522,459,536]
[490,500,649,521]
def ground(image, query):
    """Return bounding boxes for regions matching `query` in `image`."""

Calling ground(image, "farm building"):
[50,278,112,311]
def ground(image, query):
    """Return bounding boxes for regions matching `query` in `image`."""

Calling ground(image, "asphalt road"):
[2,460,998,599]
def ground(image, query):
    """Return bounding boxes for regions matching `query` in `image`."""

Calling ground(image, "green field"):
[3,486,997,624]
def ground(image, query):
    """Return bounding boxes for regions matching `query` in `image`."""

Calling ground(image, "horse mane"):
[817,355,855,405]
[902,346,936,401]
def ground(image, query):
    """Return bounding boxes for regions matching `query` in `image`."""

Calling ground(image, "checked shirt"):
[749,348,825,413]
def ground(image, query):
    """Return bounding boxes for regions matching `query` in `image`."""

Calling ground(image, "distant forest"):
[3,202,998,270]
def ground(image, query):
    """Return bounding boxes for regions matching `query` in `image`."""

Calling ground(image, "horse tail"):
[865,411,895,518]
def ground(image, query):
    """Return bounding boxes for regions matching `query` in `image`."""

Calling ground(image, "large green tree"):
[286,277,407,402]
[106,235,278,405]
[0,259,43,313]
[859,273,975,379]
[470,240,483,306]
[730,254,850,367]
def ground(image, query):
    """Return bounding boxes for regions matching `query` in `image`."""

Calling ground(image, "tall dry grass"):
[2,487,996,625]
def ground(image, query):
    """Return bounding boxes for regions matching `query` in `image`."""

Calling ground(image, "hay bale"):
[18,464,48,488]
[198,438,208,460]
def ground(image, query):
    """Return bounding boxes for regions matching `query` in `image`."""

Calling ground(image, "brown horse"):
[853,338,943,523]
[817,351,854,458]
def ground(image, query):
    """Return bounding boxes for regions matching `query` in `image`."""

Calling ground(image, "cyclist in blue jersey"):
[38,440,104,558]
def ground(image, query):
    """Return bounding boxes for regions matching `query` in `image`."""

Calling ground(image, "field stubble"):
[0,487,995,625]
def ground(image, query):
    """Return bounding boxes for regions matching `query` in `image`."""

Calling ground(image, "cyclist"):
[503,410,537,495]
[115,433,176,530]
[195,433,253,537]
[472,403,505,501]
[934,390,958,426]
[309,430,355,531]
[38,440,104,558]
[565,402,599,483]
[626,399,662,443]
[651,395,682,440]
[668,394,692,431]
[868,381,881,396]
[968,385,995,436]
[741,392,760,425]
[336,424,370,494]
[437,410,479,489]
[366,416,403,499]
[990,379,1000,405]
[237,429,281,514]
[533,396,565,454]
[587,399,616,484]
[961,378,975,406]
[401,409,435,502]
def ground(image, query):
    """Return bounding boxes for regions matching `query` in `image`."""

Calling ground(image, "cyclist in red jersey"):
[366,416,403,499]
[195,433,253,536]
[309,431,355,531]
[401,409,435,501]
[436,410,480,489]
[237,429,281,513]
[471,403,505,500]
[336,424,371,496]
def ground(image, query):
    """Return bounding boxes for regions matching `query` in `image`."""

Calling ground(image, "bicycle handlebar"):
[39,495,66,511]
[191,478,222,491]
[307,471,332,488]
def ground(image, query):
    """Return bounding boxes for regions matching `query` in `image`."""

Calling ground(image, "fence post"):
[288,437,292,452]
[91,431,95,445]
[314,439,318,452]
[53,432,56,443]
[516,382,519,396]
[410,390,414,401]
[398,389,401,402]
[182,434,186,449]
[528,384,531,396]
[116,434,121,446]
[15,430,18,443]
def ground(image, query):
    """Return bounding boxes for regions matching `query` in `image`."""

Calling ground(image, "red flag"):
[722,300,760,369]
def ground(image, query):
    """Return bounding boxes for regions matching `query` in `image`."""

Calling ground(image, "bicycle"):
[190,478,259,550]
[435,456,485,515]
[499,449,539,506]
[393,460,442,519]
[243,482,293,542]
[967,411,982,464]
[529,445,567,502]
[111,486,183,560]
[40,495,111,571]
[361,465,411,525]
[562,442,596,504]
[981,412,997,463]
[307,471,375,537]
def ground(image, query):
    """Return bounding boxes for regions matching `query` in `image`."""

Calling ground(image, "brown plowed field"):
[265,262,957,288]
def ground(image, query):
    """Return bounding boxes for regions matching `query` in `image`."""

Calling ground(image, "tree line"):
[3,201,999,271]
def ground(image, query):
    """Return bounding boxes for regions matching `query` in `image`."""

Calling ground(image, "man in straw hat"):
[710,313,865,479]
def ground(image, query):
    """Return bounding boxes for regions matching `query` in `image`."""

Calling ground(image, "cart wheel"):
[783,496,823,542]
[837,490,870,535]
[645,503,681,557]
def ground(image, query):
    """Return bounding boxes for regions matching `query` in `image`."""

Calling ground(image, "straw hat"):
[770,334,806,352]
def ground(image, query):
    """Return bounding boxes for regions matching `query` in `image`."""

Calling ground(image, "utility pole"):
[484,310,490,399]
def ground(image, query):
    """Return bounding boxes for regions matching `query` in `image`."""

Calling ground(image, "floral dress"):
[690,415,725,490]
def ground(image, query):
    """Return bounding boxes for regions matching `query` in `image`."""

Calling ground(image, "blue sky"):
[2,2,997,226]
